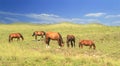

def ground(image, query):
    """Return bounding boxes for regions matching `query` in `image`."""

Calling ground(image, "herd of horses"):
[8,31,96,49]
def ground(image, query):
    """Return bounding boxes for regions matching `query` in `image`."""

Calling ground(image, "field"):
[0,22,120,66]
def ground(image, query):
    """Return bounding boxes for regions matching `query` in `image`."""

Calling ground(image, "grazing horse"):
[66,35,75,48]
[45,32,64,48]
[79,40,96,50]
[32,31,45,40]
[9,33,24,42]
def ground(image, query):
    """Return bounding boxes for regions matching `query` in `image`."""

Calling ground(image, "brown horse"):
[32,31,45,40]
[45,32,64,48]
[79,40,96,50]
[9,33,24,42]
[66,35,75,48]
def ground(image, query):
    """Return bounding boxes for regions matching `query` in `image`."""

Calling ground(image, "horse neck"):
[43,31,46,35]
[92,43,96,49]
[19,34,24,40]
[42,31,46,35]
[32,32,35,36]
[58,33,64,43]
[20,36,24,40]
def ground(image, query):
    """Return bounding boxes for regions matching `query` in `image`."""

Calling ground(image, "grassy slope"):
[0,23,120,66]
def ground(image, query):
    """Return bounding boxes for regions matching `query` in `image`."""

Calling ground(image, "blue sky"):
[0,0,120,25]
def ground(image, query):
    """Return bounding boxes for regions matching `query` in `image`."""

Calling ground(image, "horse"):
[45,32,64,48]
[32,31,45,41]
[79,40,96,50]
[9,33,24,42]
[66,35,75,48]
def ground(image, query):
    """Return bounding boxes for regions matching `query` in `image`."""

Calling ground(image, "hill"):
[0,23,120,66]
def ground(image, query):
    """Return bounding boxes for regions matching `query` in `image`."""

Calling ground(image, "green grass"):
[0,22,120,66]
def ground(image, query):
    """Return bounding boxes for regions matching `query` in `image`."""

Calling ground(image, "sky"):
[0,0,120,25]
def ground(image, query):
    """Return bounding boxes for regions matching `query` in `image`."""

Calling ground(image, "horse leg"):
[58,40,61,48]
[9,37,11,42]
[89,45,92,49]
[41,35,43,38]
[35,35,37,40]
[41,35,44,41]
[79,43,83,48]
[81,45,83,49]
[17,37,20,41]
[80,44,83,49]
[71,41,73,48]
[46,38,50,48]
[79,43,81,48]
[11,38,13,42]
[73,40,75,47]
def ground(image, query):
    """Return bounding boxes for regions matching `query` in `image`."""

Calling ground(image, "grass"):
[0,22,120,66]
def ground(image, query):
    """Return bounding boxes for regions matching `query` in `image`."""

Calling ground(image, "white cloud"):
[26,14,100,24]
[0,11,103,24]
[26,13,60,20]
[5,17,19,22]
[71,18,99,24]
[0,11,24,16]
[40,13,59,17]
[85,13,106,17]
[105,15,120,18]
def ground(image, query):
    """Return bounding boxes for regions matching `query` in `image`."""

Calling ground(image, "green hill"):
[0,23,120,66]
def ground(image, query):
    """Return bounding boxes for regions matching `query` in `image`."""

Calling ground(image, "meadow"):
[0,22,120,66]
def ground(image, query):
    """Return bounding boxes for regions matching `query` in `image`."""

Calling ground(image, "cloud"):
[4,17,19,22]
[0,11,24,16]
[105,15,120,18]
[26,14,100,24]
[26,13,60,20]
[0,11,101,24]
[85,13,106,17]
[71,18,99,24]
[2,11,119,25]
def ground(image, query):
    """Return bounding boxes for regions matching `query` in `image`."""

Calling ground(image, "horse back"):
[80,40,94,45]
[67,35,75,40]
[34,31,45,35]
[9,33,23,38]
[45,32,60,40]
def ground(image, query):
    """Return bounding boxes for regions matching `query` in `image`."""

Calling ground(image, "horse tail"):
[92,43,96,50]
[32,32,35,36]
[19,33,24,40]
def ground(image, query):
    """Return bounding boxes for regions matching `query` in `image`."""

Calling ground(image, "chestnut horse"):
[9,33,24,42]
[45,32,64,48]
[66,35,75,48]
[79,40,96,50]
[32,31,45,40]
